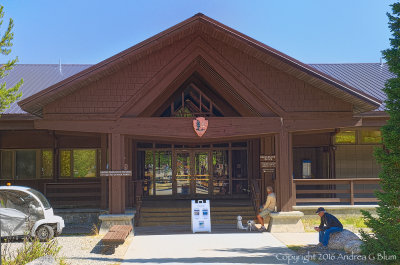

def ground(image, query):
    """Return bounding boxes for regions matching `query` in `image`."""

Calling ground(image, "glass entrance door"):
[176,152,191,196]
[154,151,172,195]
[174,151,211,197]
[194,152,210,195]
[137,141,248,198]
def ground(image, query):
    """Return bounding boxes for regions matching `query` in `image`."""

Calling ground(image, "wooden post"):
[292,178,296,206]
[100,134,108,210]
[108,133,126,214]
[350,180,354,205]
[275,130,294,212]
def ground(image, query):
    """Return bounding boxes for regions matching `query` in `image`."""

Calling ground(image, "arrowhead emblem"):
[193,117,208,137]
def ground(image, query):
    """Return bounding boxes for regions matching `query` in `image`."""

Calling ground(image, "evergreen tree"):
[0,5,22,113]
[360,2,400,262]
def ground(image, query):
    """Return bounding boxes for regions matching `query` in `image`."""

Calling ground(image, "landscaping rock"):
[344,240,363,254]
[328,229,360,250]
[26,255,56,265]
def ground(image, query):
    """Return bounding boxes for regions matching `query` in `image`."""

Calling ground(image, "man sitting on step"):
[256,186,276,232]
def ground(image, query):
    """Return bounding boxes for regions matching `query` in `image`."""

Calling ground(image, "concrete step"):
[140,209,255,217]
[137,199,256,227]
[140,214,255,222]
[140,206,254,213]
[138,219,250,226]
[134,223,260,235]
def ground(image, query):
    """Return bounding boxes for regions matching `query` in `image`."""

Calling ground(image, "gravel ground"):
[1,234,132,265]
[289,245,379,265]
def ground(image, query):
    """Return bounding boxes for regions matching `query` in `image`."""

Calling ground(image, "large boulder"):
[26,255,56,265]
[344,240,363,254]
[327,229,360,250]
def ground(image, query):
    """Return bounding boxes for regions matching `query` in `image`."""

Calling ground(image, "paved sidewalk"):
[122,232,318,265]
[272,232,319,246]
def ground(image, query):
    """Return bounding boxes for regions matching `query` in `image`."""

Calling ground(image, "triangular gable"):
[19,13,381,117]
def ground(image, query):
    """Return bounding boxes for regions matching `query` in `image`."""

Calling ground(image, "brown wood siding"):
[292,133,331,147]
[44,35,198,115]
[201,35,353,112]
[42,33,353,118]
[0,130,54,149]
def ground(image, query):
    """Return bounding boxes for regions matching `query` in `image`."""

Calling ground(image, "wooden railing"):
[293,178,381,205]
[250,179,261,212]
[129,180,144,226]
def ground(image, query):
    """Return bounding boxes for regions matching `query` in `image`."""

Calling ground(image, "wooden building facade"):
[0,14,388,213]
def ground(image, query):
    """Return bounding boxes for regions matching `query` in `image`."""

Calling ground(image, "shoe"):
[259,226,267,232]
[317,243,323,247]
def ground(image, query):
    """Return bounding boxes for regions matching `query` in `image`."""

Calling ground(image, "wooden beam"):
[35,117,283,139]
[0,120,35,130]
[284,118,363,132]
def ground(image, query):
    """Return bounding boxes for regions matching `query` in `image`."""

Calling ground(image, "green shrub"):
[1,238,67,265]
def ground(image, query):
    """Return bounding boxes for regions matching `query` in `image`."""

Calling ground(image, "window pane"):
[1,150,13,179]
[177,152,190,195]
[335,131,356,144]
[213,150,229,195]
[60,150,71,177]
[232,150,247,179]
[155,151,172,195]
[41,150,53,178]
[360,130,382,144]
[195,152,209,194]
[16,150,36,179]
[73,150,96,178]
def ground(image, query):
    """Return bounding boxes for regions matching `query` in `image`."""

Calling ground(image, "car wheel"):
[36,225,54,241]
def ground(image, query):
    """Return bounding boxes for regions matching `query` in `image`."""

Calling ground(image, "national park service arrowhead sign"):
[193,117,208,137]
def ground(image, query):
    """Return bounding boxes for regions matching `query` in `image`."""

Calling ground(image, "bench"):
[266,211,305,233]
[101,225,133,254]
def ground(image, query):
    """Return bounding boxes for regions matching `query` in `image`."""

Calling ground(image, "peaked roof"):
[1,62,391,116]
[310,63,394,111]
[6,14,386,116]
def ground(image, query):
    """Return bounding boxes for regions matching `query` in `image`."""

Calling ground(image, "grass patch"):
[302,215,369,233]
[287,245,304,251]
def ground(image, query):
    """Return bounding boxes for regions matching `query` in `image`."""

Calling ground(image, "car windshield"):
[27,189,51,210]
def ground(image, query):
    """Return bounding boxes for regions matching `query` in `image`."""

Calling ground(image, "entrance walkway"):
[122,231,317,265]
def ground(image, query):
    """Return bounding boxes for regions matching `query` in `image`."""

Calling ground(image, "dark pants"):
[319,227,343,246]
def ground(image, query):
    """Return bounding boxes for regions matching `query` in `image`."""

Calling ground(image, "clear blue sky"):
[2,0,395,64]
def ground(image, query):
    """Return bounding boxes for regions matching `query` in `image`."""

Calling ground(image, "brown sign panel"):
[100,170,132,177]
[260,162,276,168]
[260,155,276,162]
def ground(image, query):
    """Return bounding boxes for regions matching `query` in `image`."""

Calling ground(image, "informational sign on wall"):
[191,200,211,233]
[260,155,276,173]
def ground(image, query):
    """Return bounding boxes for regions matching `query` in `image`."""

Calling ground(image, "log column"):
[108,133,126,214]
[275,130,294,211]
[260,136,275,201]
[100,134,108,210]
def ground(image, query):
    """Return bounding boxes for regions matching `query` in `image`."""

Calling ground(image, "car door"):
[0,190,28,236]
